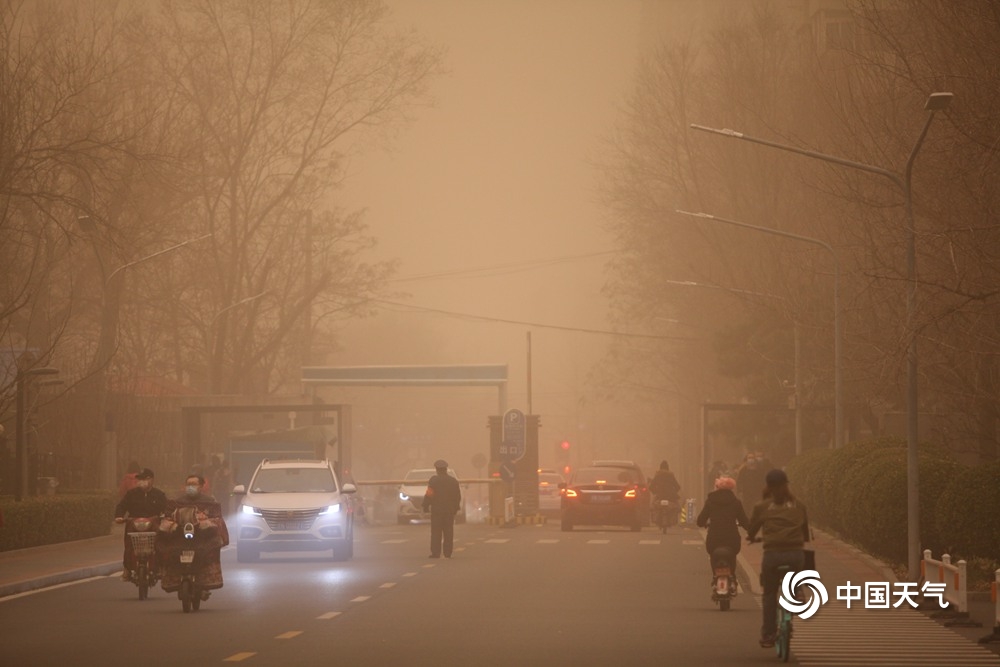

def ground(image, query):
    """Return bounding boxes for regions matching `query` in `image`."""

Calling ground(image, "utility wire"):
[390,250,615,283]
[371,298,694,341]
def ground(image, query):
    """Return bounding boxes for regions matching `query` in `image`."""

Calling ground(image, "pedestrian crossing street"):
[789,598,1000,665]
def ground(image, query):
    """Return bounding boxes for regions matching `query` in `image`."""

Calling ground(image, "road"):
[2,521,773,666]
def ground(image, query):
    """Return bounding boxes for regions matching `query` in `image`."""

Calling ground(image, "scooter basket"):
[129,531,158,558]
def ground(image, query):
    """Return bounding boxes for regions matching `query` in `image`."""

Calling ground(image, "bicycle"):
[774,564,793,662]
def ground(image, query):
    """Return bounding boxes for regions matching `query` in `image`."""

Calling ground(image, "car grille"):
[260,508,321,531]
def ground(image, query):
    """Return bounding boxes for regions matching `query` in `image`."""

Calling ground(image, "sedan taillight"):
[563,488,578,498]
[624,487,638,498]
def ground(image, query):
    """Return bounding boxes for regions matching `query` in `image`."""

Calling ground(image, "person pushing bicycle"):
[746,468,810,648]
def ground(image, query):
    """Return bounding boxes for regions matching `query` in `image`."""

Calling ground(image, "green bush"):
[933,462,1000,562]
[0,491,115,551]
[784,437,966,567]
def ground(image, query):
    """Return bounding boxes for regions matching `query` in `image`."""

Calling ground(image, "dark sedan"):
[559,466,644,532]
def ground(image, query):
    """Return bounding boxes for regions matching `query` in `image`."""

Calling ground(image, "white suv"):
[233,459,357,562]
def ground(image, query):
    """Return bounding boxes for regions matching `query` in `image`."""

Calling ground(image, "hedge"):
[785,438,998,579]
[0,492,115,551]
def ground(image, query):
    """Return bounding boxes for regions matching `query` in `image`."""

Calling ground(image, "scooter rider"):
[158,473,229,600]
[648,460,681,526]
[114,468,168,581]
[696,475,749,574]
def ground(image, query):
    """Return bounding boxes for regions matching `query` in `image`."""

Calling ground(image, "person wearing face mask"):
[114,468,168,581]
[159,473,229,599]
[176,474,217,503]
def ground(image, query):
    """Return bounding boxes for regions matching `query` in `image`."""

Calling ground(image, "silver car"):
[397,467,466,524]
[234,459,357,562]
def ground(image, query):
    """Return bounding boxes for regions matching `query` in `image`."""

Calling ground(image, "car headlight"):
[399,492,409,501]
[319,503,341,515]
[241,504,262,516]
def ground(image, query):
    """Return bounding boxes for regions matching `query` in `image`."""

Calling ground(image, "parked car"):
[397,467,466,524]
[591,459,651,526]
[233,459,357,562]
[560,465,645,532]
[537,471,564,515]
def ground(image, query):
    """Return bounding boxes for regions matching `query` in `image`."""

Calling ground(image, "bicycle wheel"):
[776,611,792,662]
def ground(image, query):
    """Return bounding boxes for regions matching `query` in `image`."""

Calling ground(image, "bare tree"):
[128,0,440,395]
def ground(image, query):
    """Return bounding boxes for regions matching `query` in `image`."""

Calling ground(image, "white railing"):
[921,549,967,614]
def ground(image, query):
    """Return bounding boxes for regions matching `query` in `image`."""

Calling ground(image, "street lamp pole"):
[675,210,841,457]
[15,367,59,501]
[690,91,953,580]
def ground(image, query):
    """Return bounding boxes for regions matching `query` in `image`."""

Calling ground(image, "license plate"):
[588,495,612,504]
[273,521,310,531]
[180,551,195,564]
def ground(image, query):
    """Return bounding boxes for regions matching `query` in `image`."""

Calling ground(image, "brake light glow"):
[624,488,637,498]
[564,489,578,498]
[596,479,607,485]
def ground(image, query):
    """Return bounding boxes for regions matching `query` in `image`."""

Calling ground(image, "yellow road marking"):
[223,652,256,662]
[317,611,341,620]
[350,595,370,602]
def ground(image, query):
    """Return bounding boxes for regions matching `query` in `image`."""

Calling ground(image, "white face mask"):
[137,480,150,490]
[185,485,199,497]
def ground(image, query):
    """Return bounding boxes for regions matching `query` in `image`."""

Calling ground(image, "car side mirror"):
[341,483,358,494]
[232,485,246,496]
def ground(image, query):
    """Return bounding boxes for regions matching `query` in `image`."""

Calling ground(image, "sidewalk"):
[731,526,1000,656]
[0,524,124,598]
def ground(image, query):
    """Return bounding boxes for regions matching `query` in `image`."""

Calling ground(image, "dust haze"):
[328,1,664,482]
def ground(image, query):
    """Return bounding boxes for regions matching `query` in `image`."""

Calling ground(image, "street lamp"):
[691,91,953,580]
[675,209,842,457]
[15,367,59,501]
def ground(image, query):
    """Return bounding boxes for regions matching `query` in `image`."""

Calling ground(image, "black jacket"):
[696,488,749,553]
[421,472,461,515]
[649,469,680,500]
[114,486,168,519]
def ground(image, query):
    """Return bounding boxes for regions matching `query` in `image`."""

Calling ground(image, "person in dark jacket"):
[746,468,810,648]
[421,459,462,558]
[114,468,168,580]
[696,475,749,574]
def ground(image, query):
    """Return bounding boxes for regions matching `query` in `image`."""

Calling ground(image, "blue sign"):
[500,408,526,462]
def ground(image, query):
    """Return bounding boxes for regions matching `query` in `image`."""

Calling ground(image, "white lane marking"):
[422,564,436,568]
[537,539,559,544]
[1,576,107,602]
[587,539,610,544]
[275,631,302,639]
[455,547,466,552]
[402,572,417,577]
[639,540,660,545]
[379,582,396,589]
[317,612,341,620]
[484,539,509,543]
[223,652,256,662]
[350,596,370,602]
[381,539,408,544]
[682,540,703,545]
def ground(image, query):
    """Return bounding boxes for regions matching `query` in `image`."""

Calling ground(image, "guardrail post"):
[980,569,1000,644]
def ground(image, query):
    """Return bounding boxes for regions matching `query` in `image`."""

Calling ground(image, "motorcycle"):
[653,497,679,532]
[125,516,159,600]
[158,503,227,613]
[710,546,738,611]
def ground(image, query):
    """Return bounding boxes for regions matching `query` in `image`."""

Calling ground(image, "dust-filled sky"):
[327,0,656,478]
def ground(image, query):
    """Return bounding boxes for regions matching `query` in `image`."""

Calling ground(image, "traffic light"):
[555,439,571,477]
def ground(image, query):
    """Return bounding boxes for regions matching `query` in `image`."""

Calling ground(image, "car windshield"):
[251,468,337,493]
[572,468,637,486]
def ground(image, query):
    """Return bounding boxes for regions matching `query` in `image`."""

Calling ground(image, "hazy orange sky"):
[331,0,652,475]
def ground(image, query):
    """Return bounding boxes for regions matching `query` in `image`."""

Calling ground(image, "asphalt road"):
[0,521,777,667]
